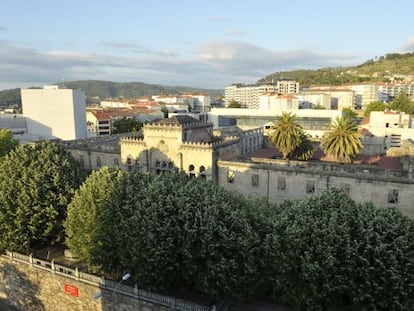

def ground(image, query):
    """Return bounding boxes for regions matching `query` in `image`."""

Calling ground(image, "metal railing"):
[3,251,212,311]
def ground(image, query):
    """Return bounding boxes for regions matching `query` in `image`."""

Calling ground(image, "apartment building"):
[259,93,299,110]
[224,81,299,109]
[378,81,414,100]
[301,88,355,110]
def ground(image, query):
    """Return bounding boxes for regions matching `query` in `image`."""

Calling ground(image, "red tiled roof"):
[247,147,402,170]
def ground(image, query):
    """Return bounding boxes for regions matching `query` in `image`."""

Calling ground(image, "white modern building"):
[21,85,87,140]
[224,81,299,109]
[259,93,299,110]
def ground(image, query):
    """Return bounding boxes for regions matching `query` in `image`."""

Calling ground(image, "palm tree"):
[320,117,363,163]
[270,112,303,159]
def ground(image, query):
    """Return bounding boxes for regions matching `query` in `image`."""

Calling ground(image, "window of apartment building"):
[306,180,316,193]
[199,166,206,179]
[189,164,195,178]
[340,183,351,195]
[96,156,102,168]
[387,189,399,204]
[227,170,235,183]
[113,158,119,167]
[135,159,140,172]
[277,176,286,190]
[252,174,259,187]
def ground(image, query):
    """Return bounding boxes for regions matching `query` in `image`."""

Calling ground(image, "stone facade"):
[218,158,414,218]
[119,115,263,181]
[63,115,414,218]
[0,253,210,311]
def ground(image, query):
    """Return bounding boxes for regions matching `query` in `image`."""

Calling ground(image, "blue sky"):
[1,0,413,90]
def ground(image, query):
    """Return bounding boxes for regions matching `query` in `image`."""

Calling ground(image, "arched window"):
[126,157,133,172]
[189,164,195,178]
[155,160,161,175]
[199,166,206,179]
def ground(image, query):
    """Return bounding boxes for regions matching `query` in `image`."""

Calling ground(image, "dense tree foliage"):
[342,107,358,120]
[363,101,388,117]
[389,92,414,114]
[320,117,363,163]
[270,112,314,160]
[65,167,125,264]
[0,129,18,157]
[263,189,414,310]
[0,142,86,253]
[259,52,414,86]
[112,117,142,134]
[227,99,242,108]
[65,170,414,309]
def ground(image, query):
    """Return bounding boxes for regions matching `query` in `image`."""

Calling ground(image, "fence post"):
[29,253,33,265]
[51,260,55,273]
[75,267,80,279]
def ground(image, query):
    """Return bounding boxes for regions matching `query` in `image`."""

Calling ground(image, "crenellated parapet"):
[180,136,240,150]
[145,121,213,130]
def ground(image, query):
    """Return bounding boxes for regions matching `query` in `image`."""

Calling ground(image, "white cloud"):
[226,29,247,36]
[207,16,229,23]
[196,40,356,77]
[0,39,359,90]
[402,36,414,51]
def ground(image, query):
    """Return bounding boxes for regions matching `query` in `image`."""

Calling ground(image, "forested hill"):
[0,80,223,108]
[259,52,414,86]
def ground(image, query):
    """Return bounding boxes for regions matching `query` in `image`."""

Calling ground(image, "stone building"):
[119,115,263,181]
[218,157,414,218]
[64,115,414,218]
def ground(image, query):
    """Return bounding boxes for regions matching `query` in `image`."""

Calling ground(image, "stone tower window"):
[199,166,206,179]
[189,164,195,178]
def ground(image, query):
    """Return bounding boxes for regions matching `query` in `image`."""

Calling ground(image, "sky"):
[1,0,414,91]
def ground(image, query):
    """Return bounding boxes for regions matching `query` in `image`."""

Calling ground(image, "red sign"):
[64,283,79,297]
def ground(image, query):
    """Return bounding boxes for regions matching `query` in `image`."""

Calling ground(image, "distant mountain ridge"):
[259,52,414,86]
[0,80,223,108]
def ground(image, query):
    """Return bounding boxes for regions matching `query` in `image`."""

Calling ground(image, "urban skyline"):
[1,0,414,90]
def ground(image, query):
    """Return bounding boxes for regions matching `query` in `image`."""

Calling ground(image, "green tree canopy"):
[64,169,414,309]
[342,107,358,120]
[270,112,313,160]
[0,142,86,252]
[320,117,363,163]
[227,99,242,108]
[65,167,125,264]
[0,129,18,157]
[389,92,414,114]
[363,101,388,117]
[262,189,414,309]
[112,117,142,134]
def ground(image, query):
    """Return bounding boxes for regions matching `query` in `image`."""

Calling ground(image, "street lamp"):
[93,272,131,299]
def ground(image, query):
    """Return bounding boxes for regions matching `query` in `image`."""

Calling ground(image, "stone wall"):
[0,254,210,311]
[218,158,414,219]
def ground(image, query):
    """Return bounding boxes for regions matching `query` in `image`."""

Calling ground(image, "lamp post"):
[93,272,131,299]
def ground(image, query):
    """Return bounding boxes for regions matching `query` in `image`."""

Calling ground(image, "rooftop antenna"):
[61,73,65,89]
